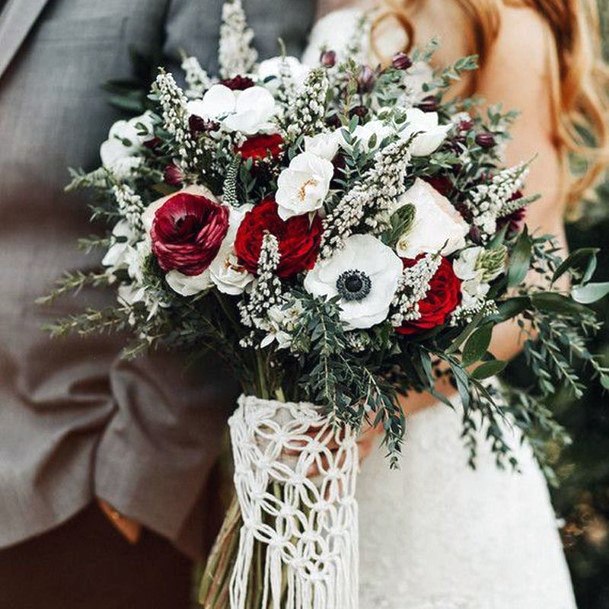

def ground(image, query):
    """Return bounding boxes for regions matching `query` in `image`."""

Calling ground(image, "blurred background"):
[528,2,609,605]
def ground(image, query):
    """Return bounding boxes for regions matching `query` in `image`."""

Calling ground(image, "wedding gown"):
[303,9,578,609]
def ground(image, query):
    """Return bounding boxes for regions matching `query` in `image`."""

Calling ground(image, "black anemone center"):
[336,270,372,302]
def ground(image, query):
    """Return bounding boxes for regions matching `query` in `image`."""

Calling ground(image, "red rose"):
[237,134,284,162]
[234,199,322,279]
[151,193,229,276]
[397,256,462,335]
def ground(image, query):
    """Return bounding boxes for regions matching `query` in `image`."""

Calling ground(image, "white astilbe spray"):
[466,163,529,241]
[153,71,202,173]
[112,184,145,232]
[282,67,329,141]
[239,234,286,346]
[321,138,411,258]
[390,254,441,326]
[218,0,258,79]
[181,55,212,98]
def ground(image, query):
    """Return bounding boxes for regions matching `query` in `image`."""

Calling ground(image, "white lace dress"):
[304,9,578,609]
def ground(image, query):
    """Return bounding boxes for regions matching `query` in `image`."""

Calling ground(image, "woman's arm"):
[398,4,568,416]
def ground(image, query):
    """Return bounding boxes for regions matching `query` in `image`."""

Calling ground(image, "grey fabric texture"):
[0,0,315,559]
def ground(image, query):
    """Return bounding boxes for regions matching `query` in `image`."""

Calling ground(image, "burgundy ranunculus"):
[234,199,323,279]
[397,257,462,336]
[237,134,284,162]
[151,193,229,276]
[220,75,255,90]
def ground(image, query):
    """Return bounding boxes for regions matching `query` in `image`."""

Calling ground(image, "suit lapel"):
[0,0,50,81]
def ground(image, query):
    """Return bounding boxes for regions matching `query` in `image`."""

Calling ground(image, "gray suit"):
[0,0,315,559]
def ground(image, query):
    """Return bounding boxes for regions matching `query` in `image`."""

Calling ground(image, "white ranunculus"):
[304,234,403,329]
[393,178,468,259]
[342,120,393,152]
[100,111,155,177]
[401,108,451,157]
[187,84,277,135]
[141,184,217,234]
[275,152,334,221]
[257,56,310,92]
[209,206,255,295]
[304,131,340,160]
[165,269,212,297]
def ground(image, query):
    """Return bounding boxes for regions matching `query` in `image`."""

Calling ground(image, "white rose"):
[257,56,310,92]
[187,84,276,135]
[209,206,255,295]
[401,108,451,157]
[393,178,468,259]
[165,269,212,297]
[275,152,334,221]
[304,131,340,160]
[304,234,403,329]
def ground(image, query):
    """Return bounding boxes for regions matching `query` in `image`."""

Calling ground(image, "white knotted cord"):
[229,395,360,609]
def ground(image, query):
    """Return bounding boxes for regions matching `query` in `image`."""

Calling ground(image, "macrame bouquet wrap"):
[229,395,359,609]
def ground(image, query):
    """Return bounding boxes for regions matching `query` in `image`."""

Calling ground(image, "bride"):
[303,1,608,608]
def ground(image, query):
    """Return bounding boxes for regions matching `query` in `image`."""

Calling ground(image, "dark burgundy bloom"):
[163,163,184,187]
[423,175,453,197]
[397,257,462,336]
[468,225,483,244]
[220,75,255,90]
[320,50,337,68]
[349,105,368,120]
[392,52,413,70]
[475,132,496,149]
[151,193,229,276]
[358,65,376,93]
[326,114,342,128]
[417,95,439,113]
[143,137,162,150]
[457,117,474,133]
[234,199,323,279]
[189,115,220,135]
[237,133,284,162]
[497,191,527,238]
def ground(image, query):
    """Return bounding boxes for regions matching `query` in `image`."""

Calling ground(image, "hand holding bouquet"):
[45,2,609,608]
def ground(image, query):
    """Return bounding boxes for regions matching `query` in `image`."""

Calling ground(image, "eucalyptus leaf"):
[462,324,493,367]
[532,292,591,315]
[496,296,531,321]
[571,282,609,304]
[508,228,532,287]
[471,360,507,380]
[552,247,599,283]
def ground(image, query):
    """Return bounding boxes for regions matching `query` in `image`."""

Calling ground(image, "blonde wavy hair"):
[373,0,609,212]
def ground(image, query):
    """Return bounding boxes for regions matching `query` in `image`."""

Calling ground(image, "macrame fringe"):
[228,395,360,609]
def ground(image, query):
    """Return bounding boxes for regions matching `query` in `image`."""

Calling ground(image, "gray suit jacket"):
[0,0,315,559]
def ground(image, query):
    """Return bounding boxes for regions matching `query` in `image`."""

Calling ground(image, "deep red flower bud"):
[468,225,482,244]
[358,65,376,93]
[143,137,162,150]
[163,163,183,187]
[320,50,337,68]
[417,95,439,113]
[220,75,256,90]
[458,117,474,133]
[475,132,496,149]
[326,114,342,128]
[349,105,368,119]
[392,52,413,70]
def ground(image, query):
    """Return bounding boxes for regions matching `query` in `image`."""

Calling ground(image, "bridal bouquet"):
[45,1,609,608]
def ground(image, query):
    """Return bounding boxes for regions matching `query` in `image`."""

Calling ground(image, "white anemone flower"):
[275,152,334,221]
[304,234,403,329]
[187,84,276,135]
[392,178,468,259]
[401,108,451,157]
